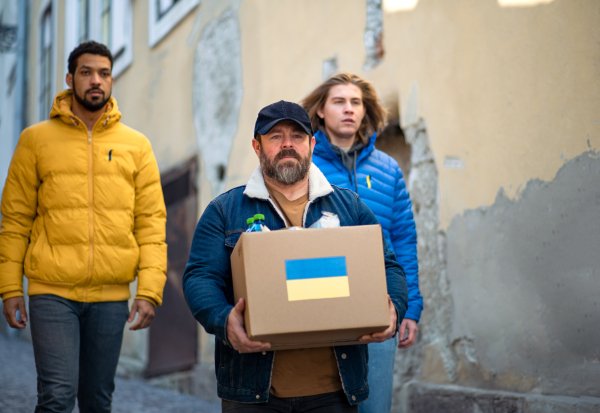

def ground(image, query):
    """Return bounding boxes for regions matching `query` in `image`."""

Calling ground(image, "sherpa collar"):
[243,163,333,202]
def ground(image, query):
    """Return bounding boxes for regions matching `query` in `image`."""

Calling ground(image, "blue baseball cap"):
[254,100,314,138]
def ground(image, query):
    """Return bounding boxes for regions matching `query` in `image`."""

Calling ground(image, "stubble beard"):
[260,148,312,186]
[73,82,111,112]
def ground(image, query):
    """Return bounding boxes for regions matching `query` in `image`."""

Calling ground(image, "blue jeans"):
[29,294,129,413]
[359,336,397,413]
[221,391,358,412]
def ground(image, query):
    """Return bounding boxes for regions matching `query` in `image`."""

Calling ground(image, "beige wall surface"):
[228,0,600,229]
[112,0,198,173]
[24,0,600,226]
[31,0,599,228]
[228,0,371,192]
[385,0,600,228]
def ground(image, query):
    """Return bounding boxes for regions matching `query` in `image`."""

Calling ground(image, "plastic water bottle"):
[249,214,270,232]
[245,217,255,232]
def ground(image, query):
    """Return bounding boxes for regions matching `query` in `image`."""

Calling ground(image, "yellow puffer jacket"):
[0,90,167,305]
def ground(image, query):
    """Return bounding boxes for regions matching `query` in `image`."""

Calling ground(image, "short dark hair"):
[68,41,113,75]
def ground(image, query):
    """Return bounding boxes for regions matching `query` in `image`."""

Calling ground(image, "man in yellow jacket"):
[0,41,167,412]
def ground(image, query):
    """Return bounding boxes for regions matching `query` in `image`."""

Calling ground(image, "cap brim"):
[256,118,313,137]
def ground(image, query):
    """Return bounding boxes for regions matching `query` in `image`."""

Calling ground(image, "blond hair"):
[300,72,387,144]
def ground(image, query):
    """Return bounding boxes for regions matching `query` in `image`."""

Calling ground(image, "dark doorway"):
[146,157,199,378]
[375,118,412,180]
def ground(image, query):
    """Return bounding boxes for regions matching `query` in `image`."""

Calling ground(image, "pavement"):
[0,333,221,413]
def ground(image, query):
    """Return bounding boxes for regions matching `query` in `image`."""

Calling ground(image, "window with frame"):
[64,0,133,80]
[148,0,199,48]
[39,5,53,120]
[158,0,181,18]
[100,0,111,47]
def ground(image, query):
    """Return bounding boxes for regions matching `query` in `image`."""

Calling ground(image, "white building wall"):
[0,0,20,200]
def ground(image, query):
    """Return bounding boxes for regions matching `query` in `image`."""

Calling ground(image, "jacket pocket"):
[28,225,46,272]
[44,208,88,245]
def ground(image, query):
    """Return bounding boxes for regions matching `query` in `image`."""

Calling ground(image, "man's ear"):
[252,138,261,157]
[66,73,73,89]
[316,107,324,119]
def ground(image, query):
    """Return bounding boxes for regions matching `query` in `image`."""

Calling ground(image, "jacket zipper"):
[84,129,94,301]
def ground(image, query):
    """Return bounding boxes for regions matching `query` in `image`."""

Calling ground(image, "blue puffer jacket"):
[312,130,422,322]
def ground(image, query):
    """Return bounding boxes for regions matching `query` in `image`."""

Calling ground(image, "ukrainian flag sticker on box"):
[285,256,350,301]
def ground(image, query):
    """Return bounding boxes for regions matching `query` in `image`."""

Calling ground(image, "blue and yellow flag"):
[285,256,350,301]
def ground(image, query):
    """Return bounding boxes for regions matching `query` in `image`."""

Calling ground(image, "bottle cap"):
[254,214,265,220]
[247,217,255,225]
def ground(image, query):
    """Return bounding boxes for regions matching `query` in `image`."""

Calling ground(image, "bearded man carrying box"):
[183,101,407,411]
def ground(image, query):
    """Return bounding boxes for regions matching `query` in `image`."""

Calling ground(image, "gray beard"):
[260,148,312,186]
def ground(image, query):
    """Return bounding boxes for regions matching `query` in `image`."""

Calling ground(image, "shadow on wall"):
[375,118,412,181]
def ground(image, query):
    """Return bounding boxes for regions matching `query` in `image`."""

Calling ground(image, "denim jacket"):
[182,164,408,405]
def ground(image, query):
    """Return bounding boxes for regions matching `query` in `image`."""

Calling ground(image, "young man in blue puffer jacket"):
[301,73,423,413]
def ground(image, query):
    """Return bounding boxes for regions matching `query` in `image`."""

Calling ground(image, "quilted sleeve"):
[390,165,423,322]
[133,139,167,306]
[356,194,408,330]
[0,130,40,301]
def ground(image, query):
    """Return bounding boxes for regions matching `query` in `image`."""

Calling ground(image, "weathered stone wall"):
[363,0,384,71]
[193,7,243,199]
[393,117,456,401]
[394,149,600,411]
[445,151,600,397]
[397,381,600,413]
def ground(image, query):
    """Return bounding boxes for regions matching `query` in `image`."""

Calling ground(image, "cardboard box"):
[230,225,389,351]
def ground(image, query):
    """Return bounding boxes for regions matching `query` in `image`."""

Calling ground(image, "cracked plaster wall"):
[393,126,600,402]
[363,0,383,71]
[193,8,243,199]
[322,55,338,80]
[393,118,456,406]
[394,80,600,407]
[445,151,600,397]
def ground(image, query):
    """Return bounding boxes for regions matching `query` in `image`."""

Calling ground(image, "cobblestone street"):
[0,333,220,413]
